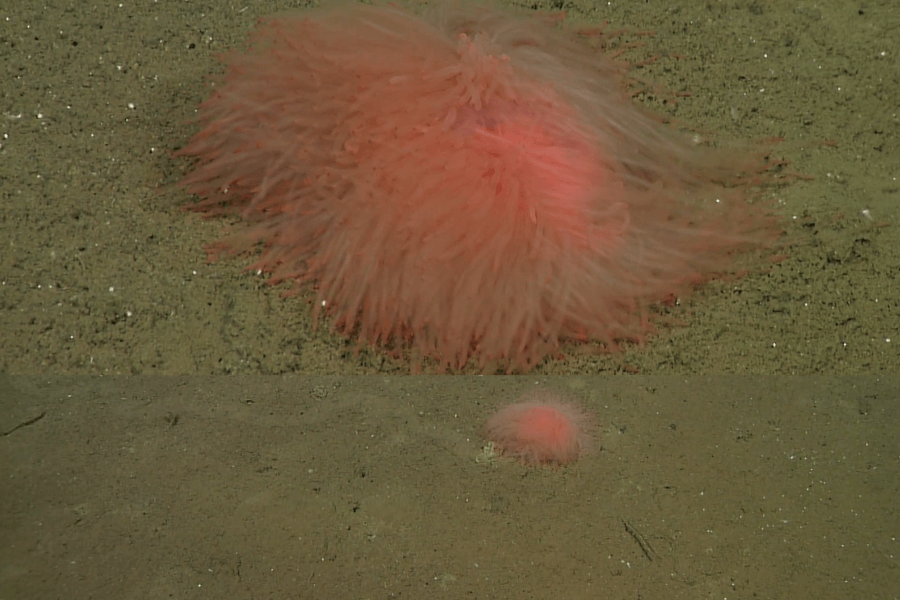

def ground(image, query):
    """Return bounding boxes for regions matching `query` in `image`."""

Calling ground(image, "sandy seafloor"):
[1,0,897,375]
[1,1,899,599]
[1,376,899,600]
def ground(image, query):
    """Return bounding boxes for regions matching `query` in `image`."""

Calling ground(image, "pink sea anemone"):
[178,1,784,372]
[484,393,595,466]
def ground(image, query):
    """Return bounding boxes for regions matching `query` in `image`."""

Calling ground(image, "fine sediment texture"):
[1,0,896,374]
